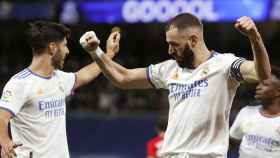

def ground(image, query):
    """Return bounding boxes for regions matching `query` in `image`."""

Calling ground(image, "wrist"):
[89,47,104,59]
[107,51,115,59]
[0,138,12,146]
[248,31,261,41]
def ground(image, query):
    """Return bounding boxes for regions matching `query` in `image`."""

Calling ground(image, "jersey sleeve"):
[0,79,27,116]
[146,60,173,89]
[222,53,246,82]
[56,70,76,96]
[147,140,156,157]
[230,107,247,140]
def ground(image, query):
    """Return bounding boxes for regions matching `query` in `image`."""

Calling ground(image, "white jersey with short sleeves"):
[147,52,245,158]
[0,68,75,158]
[230,106,280,158]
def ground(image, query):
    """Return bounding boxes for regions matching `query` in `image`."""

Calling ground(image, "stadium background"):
[0,0,280,157]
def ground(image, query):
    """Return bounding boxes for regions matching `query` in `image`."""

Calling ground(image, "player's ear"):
[189,34,198,48]
[48,42,57,56]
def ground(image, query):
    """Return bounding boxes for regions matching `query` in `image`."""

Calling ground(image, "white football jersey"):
[230,106,280,158]
[147,52,245,158]
[0,68,75,158]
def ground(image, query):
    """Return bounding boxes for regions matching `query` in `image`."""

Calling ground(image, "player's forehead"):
[166,26,179,37]
[166,27,185,43]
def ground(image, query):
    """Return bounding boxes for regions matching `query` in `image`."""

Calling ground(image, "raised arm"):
[79,31,153,89]
[73,50,116,89]
[235,16,271,82]
[73,30,119,89]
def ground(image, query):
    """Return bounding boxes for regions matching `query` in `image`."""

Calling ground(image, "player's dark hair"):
[165,13,203,31]
[27,21,70,55]
[156,118,168,132]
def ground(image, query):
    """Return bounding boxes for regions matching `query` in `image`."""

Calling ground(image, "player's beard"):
[176,45,194,69]
[51,49,65,69]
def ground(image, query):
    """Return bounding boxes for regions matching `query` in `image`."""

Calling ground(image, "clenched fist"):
[235,16,259,39]
[79,31,101,55]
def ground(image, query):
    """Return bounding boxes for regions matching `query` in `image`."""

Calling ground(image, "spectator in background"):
[147,118,168,158]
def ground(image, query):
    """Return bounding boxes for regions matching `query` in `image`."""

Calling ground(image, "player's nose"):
[256,84,262,91]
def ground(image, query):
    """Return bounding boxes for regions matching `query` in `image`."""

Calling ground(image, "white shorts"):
[160,153,189,158]
[161,153,226,158]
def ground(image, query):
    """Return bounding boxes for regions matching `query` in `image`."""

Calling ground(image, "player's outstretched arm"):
[73,32,118,89]
[80,31,153,89]
[73,63,101,89]
[235,16,271,82]
[0,109,22,158]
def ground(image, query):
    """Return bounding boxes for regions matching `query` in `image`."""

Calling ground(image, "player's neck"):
[192,44,211,68]
[28,54,54,78]
[262,101,280,116]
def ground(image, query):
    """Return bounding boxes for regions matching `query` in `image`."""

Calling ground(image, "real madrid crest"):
[171,68,180,80]
[201,65,209,76]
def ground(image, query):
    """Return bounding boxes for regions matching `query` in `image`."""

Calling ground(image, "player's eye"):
[263,81,270,86]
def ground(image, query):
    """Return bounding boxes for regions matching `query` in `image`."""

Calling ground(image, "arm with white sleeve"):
[0,79,24,158]
[229,107,248,150]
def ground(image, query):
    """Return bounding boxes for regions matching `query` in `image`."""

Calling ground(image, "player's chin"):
[60,62,64,69]
[54,62,64,69]
[60,58,65,67]
[254,94,262,100]
[255,95,268,103]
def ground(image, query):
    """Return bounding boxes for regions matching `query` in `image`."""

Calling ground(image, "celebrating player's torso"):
[0,68,75,158]
[147,52,243,158]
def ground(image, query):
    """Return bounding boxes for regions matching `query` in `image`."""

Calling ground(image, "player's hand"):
[106,30,121,58]
[235,16,259,39]
[1,141,22,158]
[79,31,100,55]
